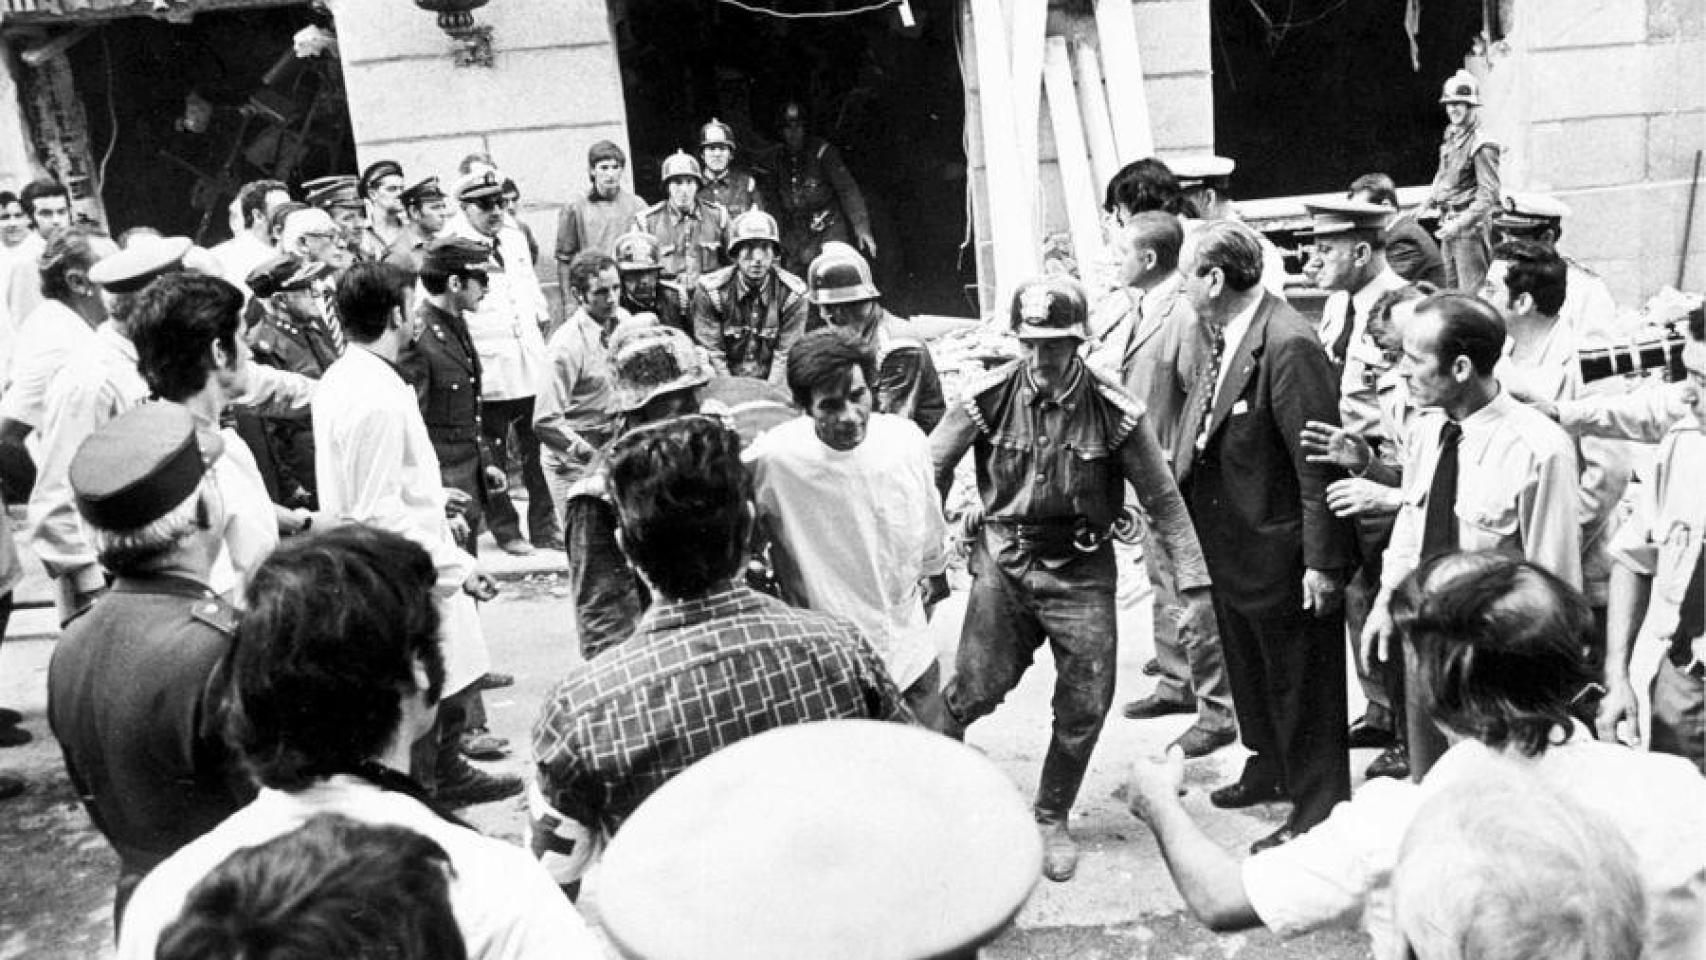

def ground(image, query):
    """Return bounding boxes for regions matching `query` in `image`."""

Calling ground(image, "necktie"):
[1675,550,1705,643]
[1329,297,1356,369]
[1420,420,1463,561]
[1193,326,1227,452]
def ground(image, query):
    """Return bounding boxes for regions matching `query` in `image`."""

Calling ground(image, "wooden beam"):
[1008,0,1048,239]
[1095,0,1155,162]
[1043,37,1103,277]
[969,0,1036,314]
[1070,38,1121,201]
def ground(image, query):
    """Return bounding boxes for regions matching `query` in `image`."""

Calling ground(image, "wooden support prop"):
[1071,38,1120,200]
[1095,0,1154,162]
[1043,37,1103,275]
[1008,0,1048,239]
[969,0,1037,313]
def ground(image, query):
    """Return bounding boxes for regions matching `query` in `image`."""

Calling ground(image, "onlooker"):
[210,179,290,293]
[534,250,627,522]
[1347,173,1446,288]
[116,526,600,959]
[4,178,73,324]
[555,140,647,300]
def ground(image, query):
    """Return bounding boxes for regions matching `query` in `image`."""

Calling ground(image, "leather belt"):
[987,516,1114,555]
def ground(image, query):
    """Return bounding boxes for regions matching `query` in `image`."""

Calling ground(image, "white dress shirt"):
[448,217,549,401]
[0,299,96,429]
[1315,267,1409,438]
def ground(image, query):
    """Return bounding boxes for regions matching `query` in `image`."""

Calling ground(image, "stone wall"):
[1486,0,1706,306]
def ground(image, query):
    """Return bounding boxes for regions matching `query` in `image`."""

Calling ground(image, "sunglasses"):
[468,196,504,211]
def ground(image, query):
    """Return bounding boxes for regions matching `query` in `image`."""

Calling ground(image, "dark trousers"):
[410,685,477,792]
[479,396,557,546]
[946,540,1117,820]
[1216,597,1351,832]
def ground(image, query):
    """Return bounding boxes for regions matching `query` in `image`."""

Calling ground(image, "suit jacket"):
[1089,279,1211,455]
[1174,293,1352,611]
[400,301,488,486]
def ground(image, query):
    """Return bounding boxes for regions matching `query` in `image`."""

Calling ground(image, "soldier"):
[612,230,689,334]
[303,175,385,264]
[930,276,1212,883]
[243,254,341,509]
[359,159,407,252]
[690,209,808,385]
[698,118,762,219]
[768,100,876,274]
[47,403,252,922]
[1420,70,1501,293]
[636,151,729,288]
[1172,155,1288,295]
[384,175,450,273]
[556,140,649,302]
[804,242,944,433]
[1348,173,1446,288]
[1489,192,1619,341]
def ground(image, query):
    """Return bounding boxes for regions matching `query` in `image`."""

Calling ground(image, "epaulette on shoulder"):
[190,595,240,636]
[697,266,735,292]
[642,200,667,218]
[961,359,1017,400]
[1087,363,1147,443]
[775,267,808,296]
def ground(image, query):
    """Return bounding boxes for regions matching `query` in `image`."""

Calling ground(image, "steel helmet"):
[1010,276,1090,341]
[806,245,879,305]
[699,119,736,151]
[661,151,704,186]
[728,210,781,252]
[1438,69,1480,106]
[613,231,663,272]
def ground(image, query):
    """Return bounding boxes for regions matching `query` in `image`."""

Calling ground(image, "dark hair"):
[606,415,749,599]
[129,274,245,401]
[786,328,878,411]
[228,526,444,791]
[1392,552,1598,757]
[20,177,68,217]
[37,225,104,303]
[568,250,616,296]
[335,261,414,343]
[1347,172,1399,209]
[267,202,308,243]
[457,152,495,175]
[1124,211,1184,272]
[1190,220,1264,292]
[0,190,20,211]
[1492,239,1568,317]
[1103,158,1182,216]
[156,814,465,960]
[1415,291,1506,377]
[238,179,289,229]
[1688,301,1703,342]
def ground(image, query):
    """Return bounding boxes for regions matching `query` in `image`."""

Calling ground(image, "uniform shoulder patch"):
[775,268,808,296]
[961,360,1018,400]
[1087,362,1146,416]
[697,266,735,291]
[191,596,240,635]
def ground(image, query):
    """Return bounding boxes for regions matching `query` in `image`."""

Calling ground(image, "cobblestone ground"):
[0,566,1371,959]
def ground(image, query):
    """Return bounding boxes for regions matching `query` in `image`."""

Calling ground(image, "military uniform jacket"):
[248,306,342,381]
[703,166,763,219]
[690,265,809,386]
[47,576,252,890]
[400,301,488,474]
[620,280,689,335]
[873,311,946,435]
[637,199,730,285]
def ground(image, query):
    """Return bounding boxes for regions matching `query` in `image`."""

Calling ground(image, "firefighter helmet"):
[1010,276,1090,341]
[660,151,704,186]
[613,231,663,273]
[1438,69,1481,106]
[699,119,736,151]
[806,245,879,305]
[728,210,781,252]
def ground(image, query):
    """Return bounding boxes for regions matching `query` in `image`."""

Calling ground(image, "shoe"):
[532,537,565,552]
[1140,658,1163,677]
[498,539,536,556]
[1121,693,1195,720]
[1250,825,1298,854]
[1209,779,1286,809]
[1347,717,1395,750]
[0,707,21,725]
[0,774,24,802]
[0,726,31,748]
[434,763,523,808]
[1038,818,1078,882]
[1364,743,1411,781]
[475,672,515,691]
[460,730,510,761]
[1171,724,1236,759]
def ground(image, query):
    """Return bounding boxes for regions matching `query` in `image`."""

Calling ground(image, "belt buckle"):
[1072,520,1103,554]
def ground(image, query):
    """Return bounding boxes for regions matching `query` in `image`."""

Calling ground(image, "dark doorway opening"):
[65,5,356,243]
[610,0,972,317]
[1210,0,1484,198]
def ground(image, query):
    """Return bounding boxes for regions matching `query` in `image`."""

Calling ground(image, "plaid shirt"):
[532,584,911,841]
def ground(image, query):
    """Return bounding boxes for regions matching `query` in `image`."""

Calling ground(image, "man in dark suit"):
[1173,220,1354,852]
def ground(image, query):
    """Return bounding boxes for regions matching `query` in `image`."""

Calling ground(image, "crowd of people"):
[0,63,1701,960]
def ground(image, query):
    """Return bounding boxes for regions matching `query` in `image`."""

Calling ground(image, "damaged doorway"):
[610,0,973,317]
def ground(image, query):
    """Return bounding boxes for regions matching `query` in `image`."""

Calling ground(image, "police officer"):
[47,402,251,923]
[1490,192,1619,341]
[612,230,689,334]
[929,276,1212,883]
[769,100,876,274]
[698,118,762,219]
[636,151,729,289]
[1420,70,1502,292]
[244,254,341,509]
[303,175,385,263]
[690,209,808,385]
[1172,155,1288,295]
[385,175,450,273]
[359,159,407,252]
[805,242,944,433]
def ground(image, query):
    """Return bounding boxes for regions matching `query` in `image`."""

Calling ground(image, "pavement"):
[0,530,1375,959]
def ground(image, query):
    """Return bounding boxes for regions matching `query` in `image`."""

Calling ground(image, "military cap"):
[1493,192,1571,231]
[1171,155,1236,190]
[359,159,404,197]
[612,231,663,272]
[87,235,192,293]
[1303,197,1393,237]
[454,167,506,203]
[597,721,1041,960]
[421,236,495,274]
[609,325,712,412]
[1439,69,1481,106]
[1011,275,1090,340]
[71,402,223,532]
[245,253,332,299]
[302,175,363,209]
[398,175,445,209]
